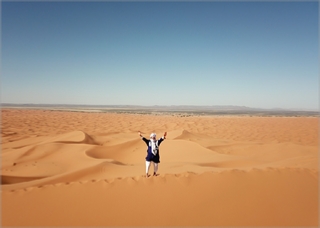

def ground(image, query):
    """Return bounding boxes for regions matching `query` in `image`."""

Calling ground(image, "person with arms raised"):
[139,131,167,177]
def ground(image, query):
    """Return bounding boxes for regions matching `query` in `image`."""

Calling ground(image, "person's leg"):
[153,162,158,176]
[146,161,151,177]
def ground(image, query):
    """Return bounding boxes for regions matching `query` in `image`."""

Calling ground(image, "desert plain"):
[1,108,319,226]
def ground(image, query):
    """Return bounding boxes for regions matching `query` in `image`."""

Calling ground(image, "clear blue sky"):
[2,1,319,110]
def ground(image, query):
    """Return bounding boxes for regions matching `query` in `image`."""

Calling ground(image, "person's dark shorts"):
[146,153,160,163]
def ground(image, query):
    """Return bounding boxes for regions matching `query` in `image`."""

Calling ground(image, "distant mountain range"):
[1,103,318,114]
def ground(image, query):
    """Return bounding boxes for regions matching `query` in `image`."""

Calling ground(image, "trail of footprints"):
[2,167,317,194]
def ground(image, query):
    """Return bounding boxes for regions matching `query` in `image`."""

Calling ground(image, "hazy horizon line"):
[1,102,319,112]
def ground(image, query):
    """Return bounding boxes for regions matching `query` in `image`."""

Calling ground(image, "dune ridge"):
[1,109,318,226]
[2,168,318,226]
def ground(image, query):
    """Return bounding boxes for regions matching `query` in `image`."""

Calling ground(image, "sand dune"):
[1,109,318,226]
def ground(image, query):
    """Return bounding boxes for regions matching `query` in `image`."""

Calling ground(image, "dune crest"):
[2,168,318,227]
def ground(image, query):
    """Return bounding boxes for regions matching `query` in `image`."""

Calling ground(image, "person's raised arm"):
[163,132,167,139]
[139,132,149,145]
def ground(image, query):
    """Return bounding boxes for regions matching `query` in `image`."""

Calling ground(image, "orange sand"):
[1,109,319,226]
